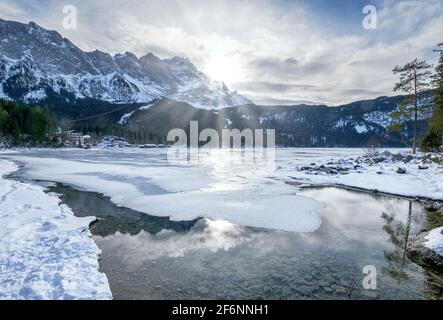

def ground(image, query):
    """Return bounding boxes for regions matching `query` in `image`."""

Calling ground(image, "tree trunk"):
[413,69,418,154]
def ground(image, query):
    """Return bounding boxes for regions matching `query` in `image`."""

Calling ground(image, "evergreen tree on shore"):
[0,99,57,144]
[422,43,443,151]
[391,59,433,154]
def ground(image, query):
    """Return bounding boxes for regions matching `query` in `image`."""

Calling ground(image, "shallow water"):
[49,183,443,300]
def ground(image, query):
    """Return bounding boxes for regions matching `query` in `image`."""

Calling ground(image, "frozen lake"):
[2,148,373,233]
[45,183,443,299]
[1,148,442,299]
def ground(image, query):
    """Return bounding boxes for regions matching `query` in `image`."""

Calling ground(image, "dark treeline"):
[423,43,443,151]
[0,99,57,145]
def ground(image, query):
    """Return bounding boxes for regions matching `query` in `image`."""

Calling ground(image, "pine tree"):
[391,58,433,154]
[0,109,7,135]
[422,43,443,152]
[432,43,443,146]
[0,100,57,144]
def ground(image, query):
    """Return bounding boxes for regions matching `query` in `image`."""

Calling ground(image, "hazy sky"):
[1,0,443,105]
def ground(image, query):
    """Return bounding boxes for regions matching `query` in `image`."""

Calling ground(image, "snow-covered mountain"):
[0,19,251,109]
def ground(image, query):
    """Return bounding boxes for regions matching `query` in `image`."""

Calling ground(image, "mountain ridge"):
[0,18,433,147]
[45,93,428,148]
[0,18,251,109]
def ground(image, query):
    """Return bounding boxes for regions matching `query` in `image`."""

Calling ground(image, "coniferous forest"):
[0,99,57,145]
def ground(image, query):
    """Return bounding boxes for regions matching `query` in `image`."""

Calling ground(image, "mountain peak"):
[140,52,162,63]
[28,21,39,28]
[0,18,251,109]
[114,51,139,60]
[165,56,191,64]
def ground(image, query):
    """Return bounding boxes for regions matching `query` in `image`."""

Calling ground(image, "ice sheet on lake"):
[5,147,441,233]
[3,150,324,233]
[0,160,111,300]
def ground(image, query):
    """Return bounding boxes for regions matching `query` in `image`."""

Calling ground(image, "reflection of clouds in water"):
[95,219,256,263]
[296,188,428,253]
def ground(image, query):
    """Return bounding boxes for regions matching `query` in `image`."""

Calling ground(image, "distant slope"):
[98,94,430,147]
[4,85,431,147]
[13,91,430,147]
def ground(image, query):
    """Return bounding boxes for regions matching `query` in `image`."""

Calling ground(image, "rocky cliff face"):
[0,19,251,109]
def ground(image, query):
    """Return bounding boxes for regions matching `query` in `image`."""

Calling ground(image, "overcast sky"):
[1,0,443,105]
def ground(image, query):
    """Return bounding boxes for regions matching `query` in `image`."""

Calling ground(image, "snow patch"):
[24,89,47,102]
[224,118,233,128]
[0,84,9,100]
[424,227,443,256]
[0,160,112,300]
[363,111,392,128]
[354,123,368,134]
[332,118,350,129]
[118,111,135,125]
[138,101,156,111]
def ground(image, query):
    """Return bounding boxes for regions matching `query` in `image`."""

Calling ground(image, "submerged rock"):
[407,228,443,273]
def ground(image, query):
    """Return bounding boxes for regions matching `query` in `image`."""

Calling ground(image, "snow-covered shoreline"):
[0,159,112,300]
[276,150,443,201]
[0,147,442,297]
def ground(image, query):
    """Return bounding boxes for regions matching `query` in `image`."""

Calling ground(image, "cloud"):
[95,218,255,265]
[247,57,330,83]
[1,0,442,105]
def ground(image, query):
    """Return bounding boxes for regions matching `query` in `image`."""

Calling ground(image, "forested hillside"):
[0,99,56,145]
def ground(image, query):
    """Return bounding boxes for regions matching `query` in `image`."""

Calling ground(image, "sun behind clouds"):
[203,53,245,85]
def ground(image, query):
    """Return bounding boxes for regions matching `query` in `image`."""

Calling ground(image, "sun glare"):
[204,54,244,85]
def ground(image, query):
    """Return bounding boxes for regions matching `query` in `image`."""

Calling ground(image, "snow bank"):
[424,227,443,256]
[276,150,443,200]
[0,160,111,300]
